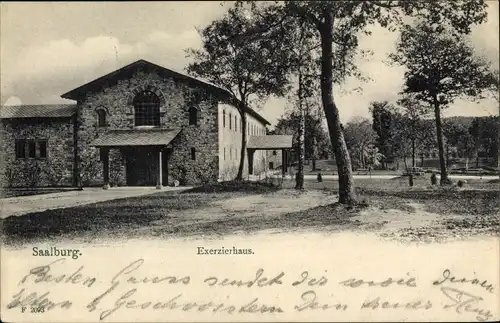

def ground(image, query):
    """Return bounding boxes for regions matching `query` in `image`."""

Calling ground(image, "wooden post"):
[248,149,255,175]
[156,147,163,189]
[102,148,110,190]
[282,149,286,176]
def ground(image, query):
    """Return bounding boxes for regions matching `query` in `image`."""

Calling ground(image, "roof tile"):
[0,104,76,119]
[92,128,181,147]
[247,135,293,149]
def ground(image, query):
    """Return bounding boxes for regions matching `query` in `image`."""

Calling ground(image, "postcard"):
[1,1,499,322]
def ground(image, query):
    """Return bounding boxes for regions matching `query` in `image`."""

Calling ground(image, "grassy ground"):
[293,159,498,175]
[1,178,498,246]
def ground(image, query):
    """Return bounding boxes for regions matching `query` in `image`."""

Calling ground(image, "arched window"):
[134,90,160,126]
[96,108,107,127]
[189,107,198,126]
[229,113,232,130]
[223,110,226,128]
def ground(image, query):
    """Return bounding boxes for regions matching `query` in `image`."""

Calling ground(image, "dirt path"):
[0,186,191,218]
[133,190,336,235]
[143,189,497,243]
[213,189,334,218]
[350,203,445,232]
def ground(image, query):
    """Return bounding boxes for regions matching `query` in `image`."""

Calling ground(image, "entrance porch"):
[246,135,293,176]
[99,146,169,189]
[91,129,180,189]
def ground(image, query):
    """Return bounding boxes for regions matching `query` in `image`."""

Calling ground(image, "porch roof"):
[247,135,293,149]
[92,128,181,147]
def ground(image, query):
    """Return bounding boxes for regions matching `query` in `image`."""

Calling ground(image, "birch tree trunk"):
[411,139,416,168]
[295,70,305,190]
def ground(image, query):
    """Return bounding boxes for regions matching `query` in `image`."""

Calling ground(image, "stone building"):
[0,59,292,188]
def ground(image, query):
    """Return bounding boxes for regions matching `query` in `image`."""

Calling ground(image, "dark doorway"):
[125,147,156,186]
[248,149,255,175]
[124,147,169,186]
[161,149,169,186]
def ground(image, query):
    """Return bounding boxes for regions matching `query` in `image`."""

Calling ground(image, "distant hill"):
[420,116,495,128]
[443,116,475,126]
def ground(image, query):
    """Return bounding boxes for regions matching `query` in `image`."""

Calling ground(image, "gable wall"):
[76,70,220,186]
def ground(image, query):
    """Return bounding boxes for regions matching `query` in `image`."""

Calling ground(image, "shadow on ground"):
[358,187,499,216]
[0,191,227,245]
[1,180,498,246]
[147,203,367,239]
[181,181,281,194]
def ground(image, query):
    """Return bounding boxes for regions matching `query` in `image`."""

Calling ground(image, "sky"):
[1,1,499,126]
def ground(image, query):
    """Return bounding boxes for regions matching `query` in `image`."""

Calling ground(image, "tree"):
[397,95,432,167]
[486,69,499,177]
[391,112,413,171]
[235,0,488,203]
[370,101,398,169]
[186,6,291,180]
[274,109,330,168]
[364,145,385,169]
[416,120,437,167]
[469,116,499,167]
[389,19,492,184]
[343,117,377,169]
[443,121,475,169]
[306,105,329,170]
[289,21,319,189]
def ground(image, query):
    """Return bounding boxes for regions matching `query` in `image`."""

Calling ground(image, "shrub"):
[3,167,17,188]
[441,177,454,186]
[21,161,43,187]
[430,173,437,185]
[44,159,67,186]
[171,162,188,186]
[194,156,218,185]
[79,158,101,187]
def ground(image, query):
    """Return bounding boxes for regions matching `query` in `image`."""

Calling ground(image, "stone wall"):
[77,70,220,186]
[109,148,126,186]
[0,68,272,188]
[0,118,75,187]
